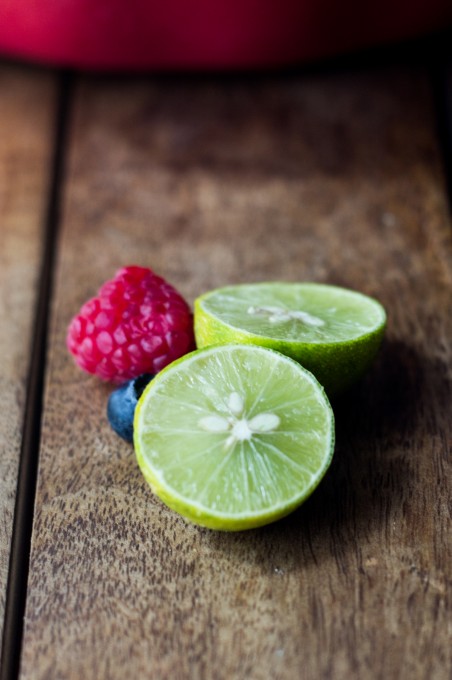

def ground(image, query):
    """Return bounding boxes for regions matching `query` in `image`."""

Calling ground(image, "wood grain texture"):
[21,64,452,679]
[0,64,55,656]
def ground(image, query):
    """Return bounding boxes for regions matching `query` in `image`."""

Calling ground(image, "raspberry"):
[67,266,195,383]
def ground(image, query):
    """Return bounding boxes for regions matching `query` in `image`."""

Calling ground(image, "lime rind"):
[134,345,335,531]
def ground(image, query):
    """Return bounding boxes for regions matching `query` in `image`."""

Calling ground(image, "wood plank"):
[0,64,56,659]
[21,64,452,679]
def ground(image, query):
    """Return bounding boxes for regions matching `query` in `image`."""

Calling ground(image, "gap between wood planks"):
[0,71,73,680]
[431,53,452,213]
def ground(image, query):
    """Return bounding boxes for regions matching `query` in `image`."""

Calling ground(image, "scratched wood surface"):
[20,63,452,679]
[0,64,55,659]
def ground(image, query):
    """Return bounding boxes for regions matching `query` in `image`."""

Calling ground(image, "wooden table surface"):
[1,37,452,680]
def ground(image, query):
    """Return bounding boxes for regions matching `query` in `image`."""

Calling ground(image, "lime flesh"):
[134,344,334,531]
[194,283,386,396]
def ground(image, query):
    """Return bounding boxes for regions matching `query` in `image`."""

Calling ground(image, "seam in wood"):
[0,70,73,680]
[430,44,452,215]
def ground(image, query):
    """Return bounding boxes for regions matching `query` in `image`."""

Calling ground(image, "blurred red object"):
[0,0,451,70]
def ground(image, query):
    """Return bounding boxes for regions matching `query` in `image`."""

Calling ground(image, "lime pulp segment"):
[194,282,387,395]
[134,344,335,531]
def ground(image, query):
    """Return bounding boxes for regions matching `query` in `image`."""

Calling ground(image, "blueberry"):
[107,373,154,442]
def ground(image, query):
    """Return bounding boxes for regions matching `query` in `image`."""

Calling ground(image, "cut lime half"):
[134,344,334,531]
[194,282,386,395]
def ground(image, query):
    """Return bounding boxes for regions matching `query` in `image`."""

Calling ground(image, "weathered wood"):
[21,65,452,679]
[0,64,56,657]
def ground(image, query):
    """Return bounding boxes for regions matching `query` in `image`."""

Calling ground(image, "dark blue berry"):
[107,373,154,442]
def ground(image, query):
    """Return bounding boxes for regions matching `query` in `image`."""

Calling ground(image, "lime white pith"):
[134,344,334,531]
[194,282,387,396]
[247,305,325,328]
[199,391,281,451]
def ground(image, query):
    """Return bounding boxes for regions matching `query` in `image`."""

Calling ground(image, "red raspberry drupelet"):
[67,266,195,383]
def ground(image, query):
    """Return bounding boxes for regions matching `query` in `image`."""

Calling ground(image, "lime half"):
[134,345,334,531]
[194,282,386,395]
